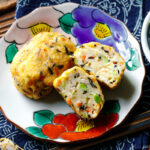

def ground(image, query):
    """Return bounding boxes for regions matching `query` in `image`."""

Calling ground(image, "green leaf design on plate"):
[34,110,54,127]
[102,100,120,114]
[126,48,140,71]
[6,43,18,63]
[59,13,75,34]
[26,127,48,139]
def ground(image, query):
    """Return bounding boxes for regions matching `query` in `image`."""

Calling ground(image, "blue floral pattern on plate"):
[72,5,130,60]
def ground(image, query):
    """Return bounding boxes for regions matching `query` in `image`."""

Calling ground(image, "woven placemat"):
[0,0,16,12]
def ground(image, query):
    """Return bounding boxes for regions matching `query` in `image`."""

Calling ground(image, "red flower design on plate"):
[26,100,120,141]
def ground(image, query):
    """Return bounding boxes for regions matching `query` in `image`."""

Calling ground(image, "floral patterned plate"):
[0,3,145,143]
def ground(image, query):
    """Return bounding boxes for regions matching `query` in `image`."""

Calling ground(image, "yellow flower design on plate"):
[93,23,111,39]
[76,119,94,132]
[30,23,52,36]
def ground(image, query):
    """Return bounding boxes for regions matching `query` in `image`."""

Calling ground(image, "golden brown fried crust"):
[10,32,76,99]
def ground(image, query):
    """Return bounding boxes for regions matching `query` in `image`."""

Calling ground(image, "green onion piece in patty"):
[80,83,88,91]
[101,56,108,64]
[94,94,102,104]
[61,81,66,87]
[74,59,78,64]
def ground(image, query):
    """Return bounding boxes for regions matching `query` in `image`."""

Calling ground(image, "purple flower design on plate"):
[72,6,130,61]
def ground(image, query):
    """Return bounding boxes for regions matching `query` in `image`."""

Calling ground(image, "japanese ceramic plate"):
[0,2,145,143]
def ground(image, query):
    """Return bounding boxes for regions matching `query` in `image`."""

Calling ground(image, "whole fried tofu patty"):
[10,32,76,99]
[74,42,126,89]
[53,66,105,119]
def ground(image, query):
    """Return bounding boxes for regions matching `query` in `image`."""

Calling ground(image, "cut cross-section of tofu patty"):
[74,42,126,89]
[53,66,105,119]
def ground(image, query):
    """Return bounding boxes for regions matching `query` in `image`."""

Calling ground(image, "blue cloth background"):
[0,0,150,149]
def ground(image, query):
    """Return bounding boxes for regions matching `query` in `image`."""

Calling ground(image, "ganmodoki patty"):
[53,66,105,120]
[74,42,126,89]
[10,32,76,99]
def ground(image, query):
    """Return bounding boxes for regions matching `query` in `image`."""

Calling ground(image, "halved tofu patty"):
[10,32,76,99]
[53,66,104,119]
[74,42,126,89]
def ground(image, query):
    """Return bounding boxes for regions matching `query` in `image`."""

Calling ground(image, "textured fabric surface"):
[0,0,150,149]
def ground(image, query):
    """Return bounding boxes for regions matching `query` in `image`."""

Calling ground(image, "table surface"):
[0,3,150,150]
